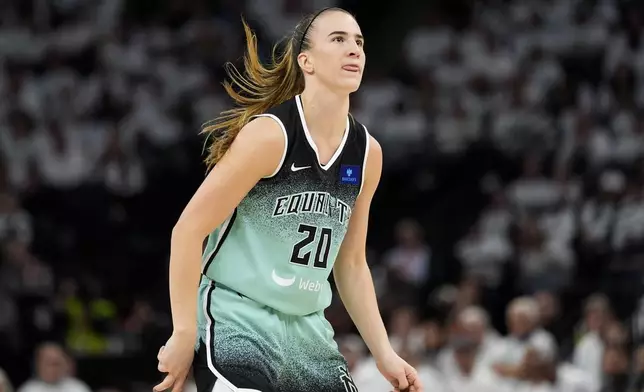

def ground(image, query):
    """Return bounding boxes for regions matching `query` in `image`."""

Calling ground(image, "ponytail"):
[201,20,304,169]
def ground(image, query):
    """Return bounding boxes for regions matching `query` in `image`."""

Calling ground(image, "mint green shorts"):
[193,278,358,392]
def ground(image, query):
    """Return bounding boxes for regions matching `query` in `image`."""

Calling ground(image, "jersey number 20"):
[289,224,333,269]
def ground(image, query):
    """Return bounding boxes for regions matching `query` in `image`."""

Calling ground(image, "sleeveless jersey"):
[202,95,370,316]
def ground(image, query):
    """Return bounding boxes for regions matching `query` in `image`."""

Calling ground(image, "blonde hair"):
[201,8,352,169]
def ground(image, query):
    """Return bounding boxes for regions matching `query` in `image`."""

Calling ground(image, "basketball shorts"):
[193,278,358,392]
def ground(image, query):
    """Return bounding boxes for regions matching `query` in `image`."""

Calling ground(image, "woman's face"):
[300,11,366,94]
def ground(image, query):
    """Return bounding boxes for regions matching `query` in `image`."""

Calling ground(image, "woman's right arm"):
[168,117,286,337]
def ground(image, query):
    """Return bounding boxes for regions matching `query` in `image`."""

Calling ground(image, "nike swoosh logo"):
[291,163,311,172]
[271,269,296,287]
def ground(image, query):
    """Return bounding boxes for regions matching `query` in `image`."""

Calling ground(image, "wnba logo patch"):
[339,165,361,185]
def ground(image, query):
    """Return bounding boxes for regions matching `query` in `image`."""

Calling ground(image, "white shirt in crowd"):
[384,246,431,286]
[557,362,601,392]
[18,378,90,392]
[33,128,89,189]
[352,357,391,391]
[437,351,499,392]
[488,329,557,366]
[572,331,604,386]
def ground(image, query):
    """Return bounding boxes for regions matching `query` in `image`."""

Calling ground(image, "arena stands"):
[0,0,643,391]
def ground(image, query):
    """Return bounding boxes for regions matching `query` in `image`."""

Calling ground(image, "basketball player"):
[154,8,423,392]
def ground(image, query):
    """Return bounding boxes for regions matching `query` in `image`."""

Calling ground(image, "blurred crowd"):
[1,0,643,391]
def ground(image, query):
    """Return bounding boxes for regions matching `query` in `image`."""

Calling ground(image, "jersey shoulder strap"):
[343,114,370,194]
[346,114,370,155]
[250,98,300,179]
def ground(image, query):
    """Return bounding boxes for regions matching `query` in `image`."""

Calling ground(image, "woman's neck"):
[300,86,350,139]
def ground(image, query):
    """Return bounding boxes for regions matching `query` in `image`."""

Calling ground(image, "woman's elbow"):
[171,216,207,243]
[335,250,367,269]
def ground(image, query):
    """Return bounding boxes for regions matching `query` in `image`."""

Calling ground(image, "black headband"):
[297,7,333,54]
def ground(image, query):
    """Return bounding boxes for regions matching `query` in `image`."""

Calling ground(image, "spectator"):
[489,296,557,376]
[456,221,512,292]
[33,121,90,190]
[601,345,630,392]
[339,335,381,391]
[98,127,147,197]
[0,0,642,389]
[514,347,557,392]
[573,294,613,384]
[119,299,168,355]
[383,219,431,305]
[387,306,424,355]
[579,172,623,262]
[437,307,499,391]
[534,291,566,345]
[18,343,90,392]
[515,216,575,294]
[507,154,562,214]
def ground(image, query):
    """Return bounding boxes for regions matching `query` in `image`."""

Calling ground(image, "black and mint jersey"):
[201,95,370,316]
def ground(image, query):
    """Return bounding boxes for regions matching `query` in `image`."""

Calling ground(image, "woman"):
[155,7,423,392]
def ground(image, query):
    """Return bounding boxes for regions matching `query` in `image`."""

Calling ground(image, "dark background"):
[1,0,643,391]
